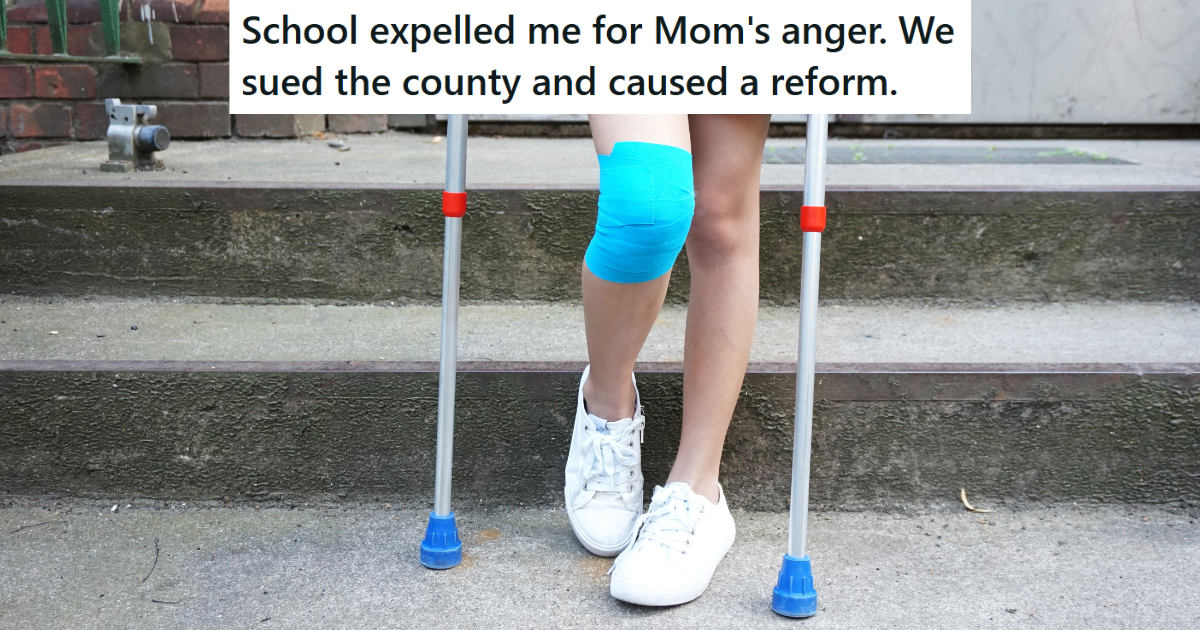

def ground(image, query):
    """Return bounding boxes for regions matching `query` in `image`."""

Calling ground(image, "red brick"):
[328,114,388,134]
[389,114,431,129]
[66,0,102,23]
[34,65,98,99]
[234,115,291,137]
[198,62,228,98]
[68,24,106,56]
[9,102,73,138]
[196,0,229,24]
[32,25,54,55]
[4,0,48,23]
[5,0,103,24]
[30,25,102,56]
[5,0,209,27]
[6,26,34,54]
[99,63,199,98]
[169,25,227,61]
[152,101,229,138]
[235,114,324,138]
[32,25,49,54]
[11,139,71,153]
[0,65,34,98]
[75,101,108,140]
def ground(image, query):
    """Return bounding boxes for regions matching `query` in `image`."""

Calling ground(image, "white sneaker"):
[608,482,736,607]
[564,366,645,557]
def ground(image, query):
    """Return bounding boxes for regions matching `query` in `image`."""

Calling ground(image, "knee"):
[687,192,758,263]
[585,142,695,284]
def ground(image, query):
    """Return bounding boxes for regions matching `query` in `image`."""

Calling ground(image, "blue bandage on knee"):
[584,142,695,284]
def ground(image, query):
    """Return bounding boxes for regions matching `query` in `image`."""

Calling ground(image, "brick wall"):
[1,1,222,152]
[0,0,426,154]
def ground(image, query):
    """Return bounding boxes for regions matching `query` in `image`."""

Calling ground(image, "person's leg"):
[565,114,693,558]
[581,114,691,423]
[607,115,771,607]
[667,114,772,503]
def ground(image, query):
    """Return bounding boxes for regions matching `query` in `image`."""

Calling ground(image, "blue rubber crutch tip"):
[772,554,818,618]
[420,511,463,569]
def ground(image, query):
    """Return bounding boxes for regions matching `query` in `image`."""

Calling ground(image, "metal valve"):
[101,98,170,172]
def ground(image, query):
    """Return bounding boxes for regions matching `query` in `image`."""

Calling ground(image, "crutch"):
[420,114,468,569]
[771,113,829,617]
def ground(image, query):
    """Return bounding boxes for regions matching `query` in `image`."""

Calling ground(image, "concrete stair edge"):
[1,361,1196,509]
[3,185,1197,303]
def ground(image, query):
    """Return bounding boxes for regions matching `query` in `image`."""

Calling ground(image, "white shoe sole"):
[564,486,637,557]
[609,535,734,606]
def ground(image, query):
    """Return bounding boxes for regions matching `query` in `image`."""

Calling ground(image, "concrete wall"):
[1,0,234,153]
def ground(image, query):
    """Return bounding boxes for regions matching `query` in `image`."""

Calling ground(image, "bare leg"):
[582,115,691,423]
[665,114,772,503]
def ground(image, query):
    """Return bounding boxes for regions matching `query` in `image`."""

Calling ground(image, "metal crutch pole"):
[771,113,829,617]
[420,114,468,569]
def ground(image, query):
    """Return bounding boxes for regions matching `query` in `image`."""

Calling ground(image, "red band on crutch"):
[800,205,826,233]
[442,191,467,218]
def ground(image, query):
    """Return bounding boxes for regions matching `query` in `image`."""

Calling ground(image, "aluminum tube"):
[788,113,829,558]
[445,115,467,194]
[788,231,822,556]
[802,114,828,208]
[433,216,461,516]
[433,114,468,516]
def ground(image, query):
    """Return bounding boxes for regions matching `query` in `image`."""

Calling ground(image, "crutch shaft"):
[433,114,468,517]
[787,113,829,558]
[773,113,828,617]
[802,116,828,209]
[445,115,467,194]
[788,232,821,557]
[433,216,461,516]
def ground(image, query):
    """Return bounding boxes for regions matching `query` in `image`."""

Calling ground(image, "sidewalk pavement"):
[1,499,1197,629]
[2,134,1198,188]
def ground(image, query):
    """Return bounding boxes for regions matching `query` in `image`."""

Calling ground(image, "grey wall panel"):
[851,0,1200,124]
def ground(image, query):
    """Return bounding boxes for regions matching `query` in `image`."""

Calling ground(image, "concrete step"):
[2,136,1198,303]
[3,136,1199,187]
[2,298,1197,509]
[1,182,1196,303]
[3,298,1198,364]
[1,500,1198,629]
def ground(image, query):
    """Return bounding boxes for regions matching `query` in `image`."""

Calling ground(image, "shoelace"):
[609,484,703,574]
[576,415,644,499]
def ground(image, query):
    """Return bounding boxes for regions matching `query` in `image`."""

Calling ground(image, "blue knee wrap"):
[584,142,695,284]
